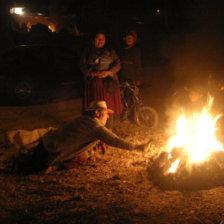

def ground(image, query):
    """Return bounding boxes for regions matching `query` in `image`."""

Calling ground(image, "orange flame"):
[166,96,224,173]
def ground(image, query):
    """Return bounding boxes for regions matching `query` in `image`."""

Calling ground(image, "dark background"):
[1,0,224,91]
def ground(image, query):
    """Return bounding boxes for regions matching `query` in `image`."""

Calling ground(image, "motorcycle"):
[120,81,159,129]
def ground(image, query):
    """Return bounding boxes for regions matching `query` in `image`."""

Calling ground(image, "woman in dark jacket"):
[119,30,143,121]
[119,30,142,84]
[80,32,123,118]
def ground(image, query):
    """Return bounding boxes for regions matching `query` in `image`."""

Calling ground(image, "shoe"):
[45,165,59,174]
[63,154,87,169]
[100,141,107,154]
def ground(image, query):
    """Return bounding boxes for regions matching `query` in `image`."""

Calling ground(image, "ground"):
[0,68,224,224]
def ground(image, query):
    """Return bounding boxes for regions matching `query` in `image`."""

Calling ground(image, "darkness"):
[1,0,224,98]
[2,1,224,33]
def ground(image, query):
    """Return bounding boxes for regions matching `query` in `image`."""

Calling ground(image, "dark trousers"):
[13,140,49,174]
[30,140,49,173]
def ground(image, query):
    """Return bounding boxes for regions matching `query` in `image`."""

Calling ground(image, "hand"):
[99,71,113,78]
[134,80,141,86]
[98,71,107,78]
[91,71,112,79]
[91,71,105,78]
[91,71,102,77]
[92,71,113,78]
[135,138,152,153]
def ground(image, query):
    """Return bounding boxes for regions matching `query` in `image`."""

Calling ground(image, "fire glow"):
[166,97,224,173]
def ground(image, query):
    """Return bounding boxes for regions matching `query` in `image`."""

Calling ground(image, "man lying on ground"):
[13,101,151,174]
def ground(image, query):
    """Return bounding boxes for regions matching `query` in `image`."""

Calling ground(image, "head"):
[85,101,113,126]
[125,30,137,47]
[95,108,109,125]
[93,32,106,49]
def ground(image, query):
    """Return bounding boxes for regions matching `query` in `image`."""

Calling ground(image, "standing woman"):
[80,32,123,124]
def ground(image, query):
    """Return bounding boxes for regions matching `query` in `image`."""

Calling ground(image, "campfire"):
[149,96,224,189]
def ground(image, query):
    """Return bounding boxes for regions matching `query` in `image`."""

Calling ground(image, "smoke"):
[160,1,224,88]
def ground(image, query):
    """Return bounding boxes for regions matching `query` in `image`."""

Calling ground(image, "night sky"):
[0,0,222,31]
[1,0,224,28]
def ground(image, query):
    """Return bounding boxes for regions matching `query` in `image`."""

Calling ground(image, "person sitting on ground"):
[14,101,151,174]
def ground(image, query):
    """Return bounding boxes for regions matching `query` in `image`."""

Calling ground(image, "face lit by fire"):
[95,109,109,126]
[125,34,136,47]
[94,33,106,49]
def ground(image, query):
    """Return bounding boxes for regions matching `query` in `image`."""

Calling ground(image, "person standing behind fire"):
[119,30,142,84]
[118,30,143,121]
[80,31,123,128]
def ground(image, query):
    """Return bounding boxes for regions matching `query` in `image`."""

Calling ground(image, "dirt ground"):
[0,69,224,224]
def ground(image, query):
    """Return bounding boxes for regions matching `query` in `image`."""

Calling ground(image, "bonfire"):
[149,95,224,189]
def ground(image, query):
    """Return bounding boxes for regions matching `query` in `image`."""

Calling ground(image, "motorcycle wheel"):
[14,81,32,100]
[136,106,159,128]
[10,79,35,105]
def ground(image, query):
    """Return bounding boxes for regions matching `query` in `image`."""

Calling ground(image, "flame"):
[166,96,224,173]
[48,24,56,32]
[168,159,180,173]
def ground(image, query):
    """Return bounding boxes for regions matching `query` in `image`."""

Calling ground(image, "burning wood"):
[165,96,224,173]
[148,96,224,190]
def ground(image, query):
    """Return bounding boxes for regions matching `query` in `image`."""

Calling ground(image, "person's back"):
[42,115,100,163]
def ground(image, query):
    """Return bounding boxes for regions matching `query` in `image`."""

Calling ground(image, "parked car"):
[0,44,83,105]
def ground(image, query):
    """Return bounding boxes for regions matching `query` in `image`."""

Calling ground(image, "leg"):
[47,140,100,172]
